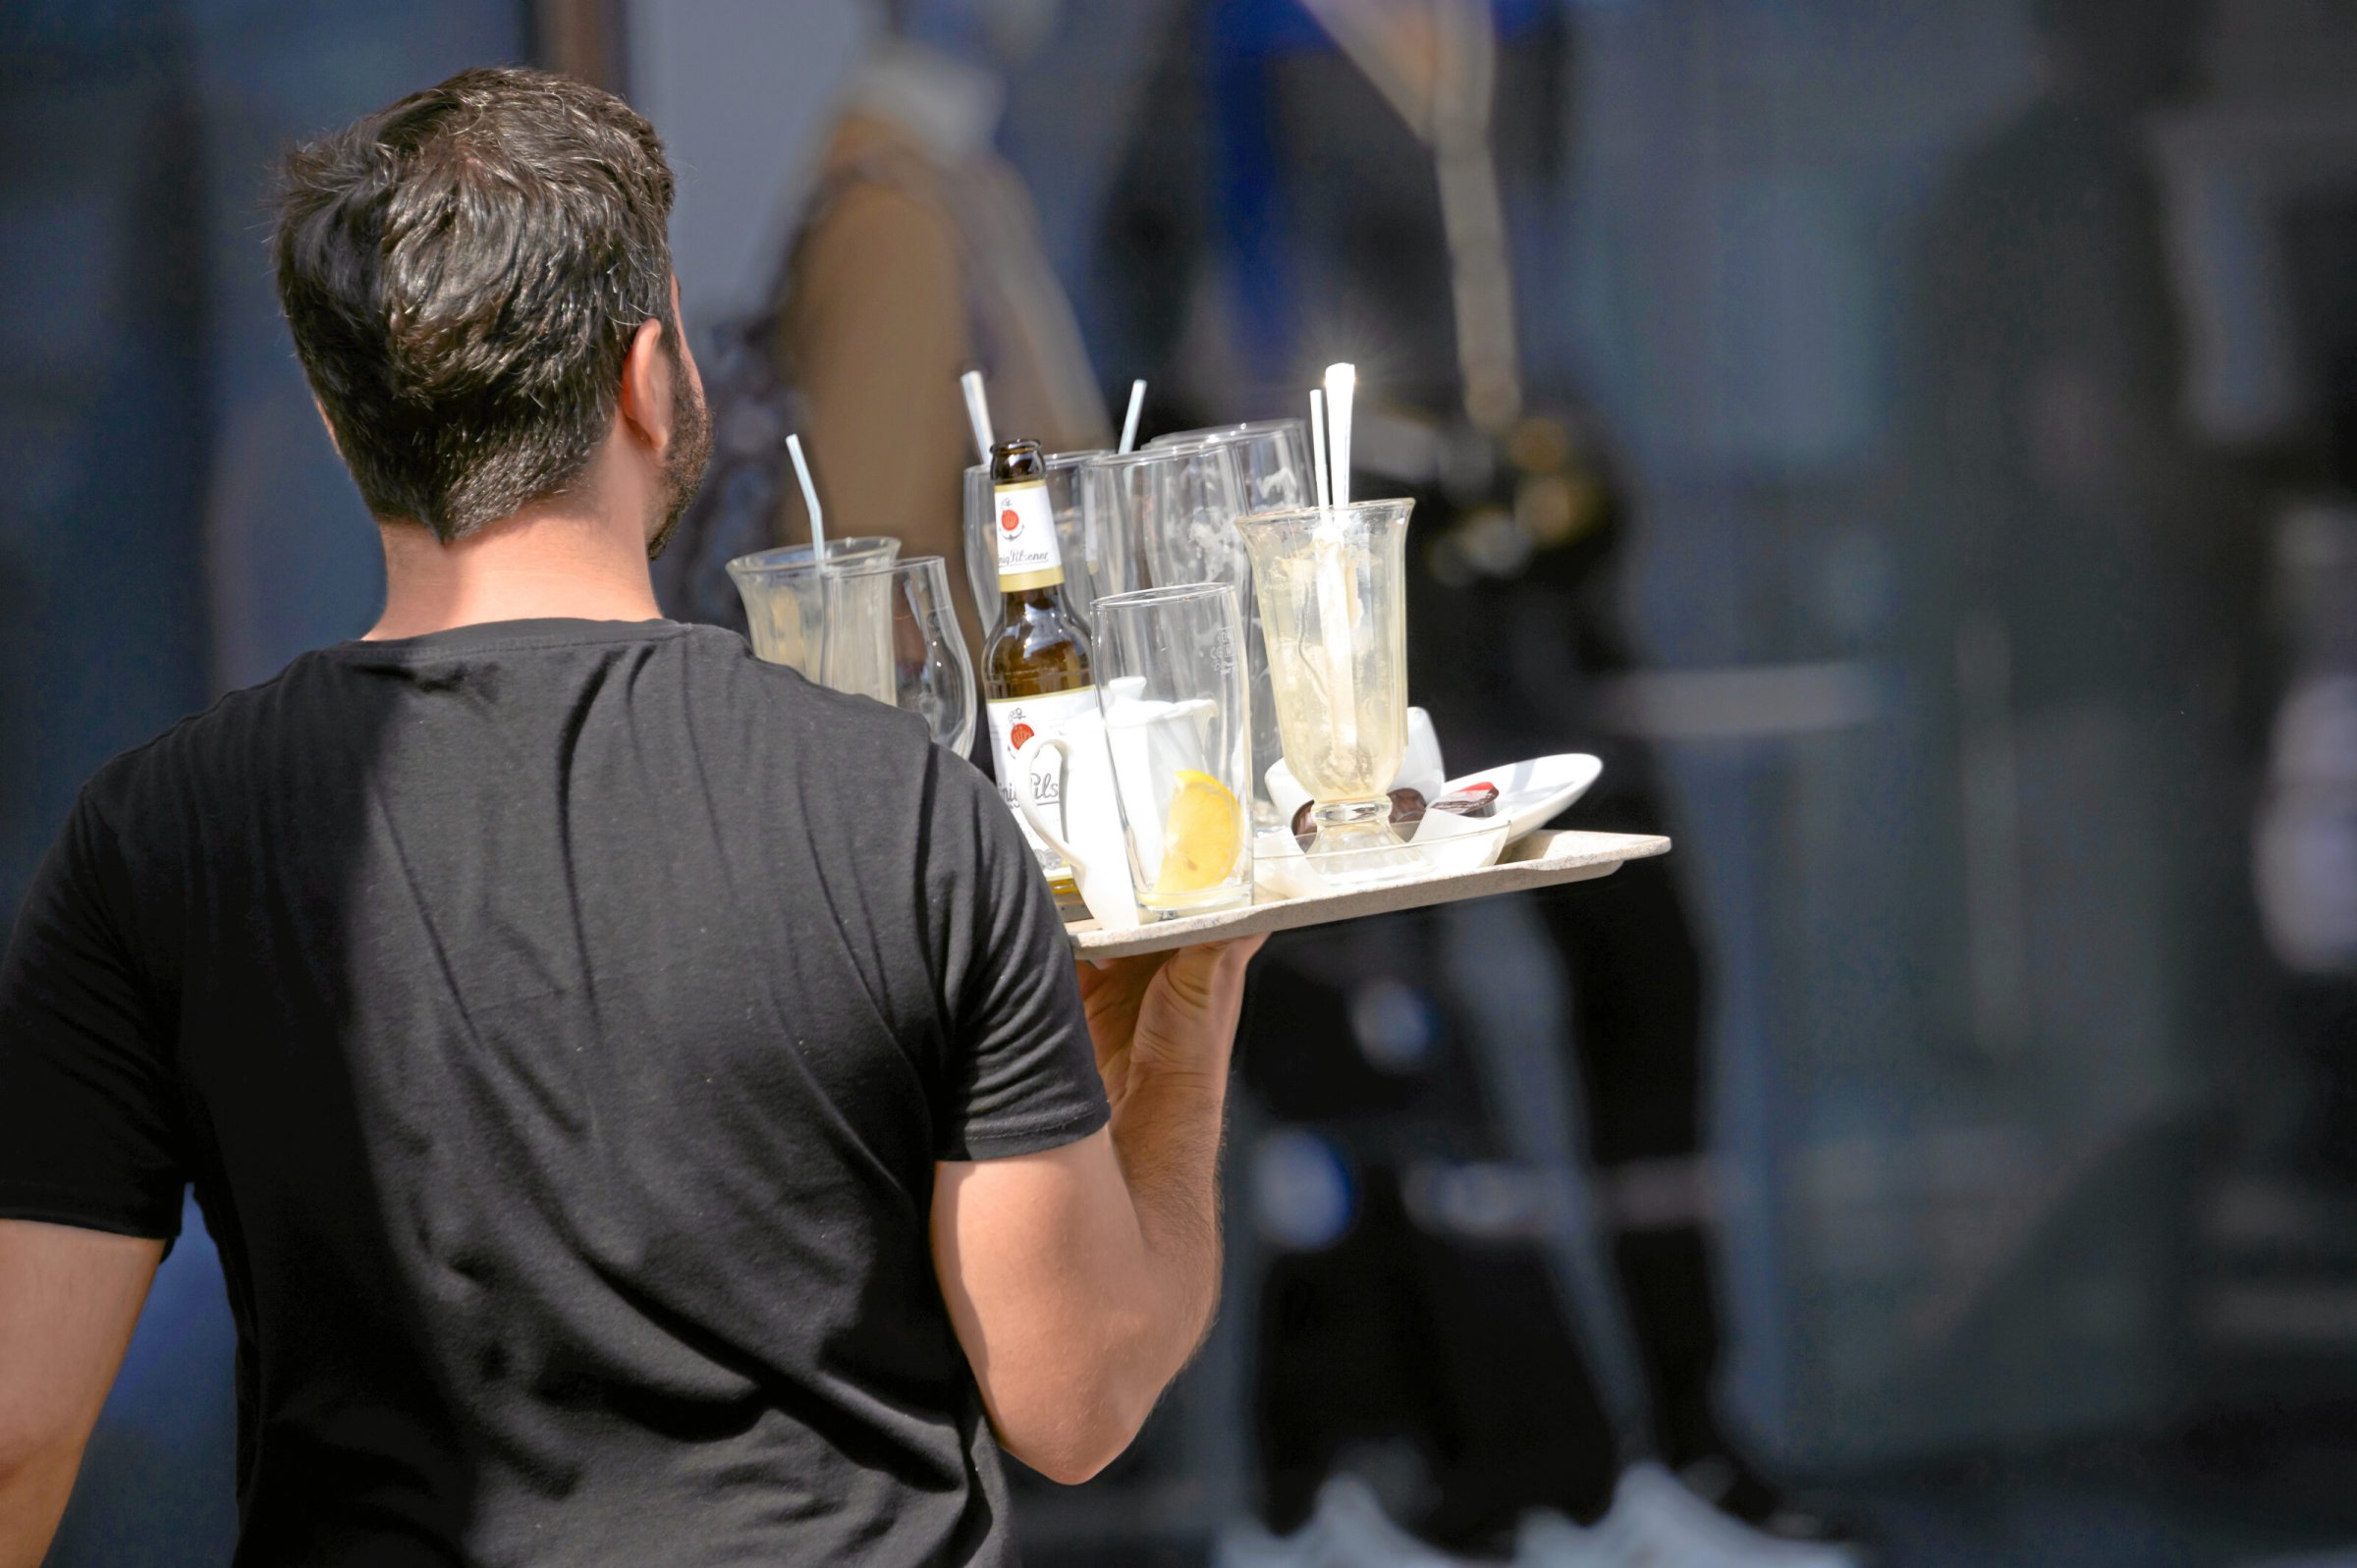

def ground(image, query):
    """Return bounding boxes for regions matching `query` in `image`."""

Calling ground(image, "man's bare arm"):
[0,1219,162,1568]
[930,937,1262,1483]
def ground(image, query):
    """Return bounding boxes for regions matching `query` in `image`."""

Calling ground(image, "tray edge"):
[1067,830,1670,958]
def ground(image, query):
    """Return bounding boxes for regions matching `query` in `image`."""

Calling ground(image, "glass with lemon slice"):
[1090,583,1256,917]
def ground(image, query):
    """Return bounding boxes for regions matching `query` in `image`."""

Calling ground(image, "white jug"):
[1014,711,1140,930]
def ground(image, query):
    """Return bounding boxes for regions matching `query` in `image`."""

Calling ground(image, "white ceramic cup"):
[1014,713,1140,930]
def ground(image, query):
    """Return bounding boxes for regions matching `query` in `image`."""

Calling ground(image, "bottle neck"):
[999,575,1068,609]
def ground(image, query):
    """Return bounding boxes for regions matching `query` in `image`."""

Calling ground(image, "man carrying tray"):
[0,68,1258,1567]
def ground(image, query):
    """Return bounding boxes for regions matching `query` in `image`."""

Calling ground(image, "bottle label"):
[985,685,1099,879]
[992,479,1065,591]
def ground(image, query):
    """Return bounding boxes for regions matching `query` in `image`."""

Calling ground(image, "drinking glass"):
[961,448,1119,622]
[1233,499,1414,857]
[1079,439,1288,830]
[1149,418,1315,514]
[1091,582,1255,916]
[884,556,978,755]
[724,538,899,703]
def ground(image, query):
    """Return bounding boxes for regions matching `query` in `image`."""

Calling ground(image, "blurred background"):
[8,0,2357,1563]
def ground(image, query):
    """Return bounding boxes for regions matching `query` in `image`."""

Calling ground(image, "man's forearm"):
[1105,1067,1230,1385]
[952,936,1257,1479]
[0,1449,80,1568]
[1088,939,1259,1403]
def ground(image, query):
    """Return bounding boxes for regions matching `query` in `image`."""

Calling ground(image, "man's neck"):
[367,505,662,641]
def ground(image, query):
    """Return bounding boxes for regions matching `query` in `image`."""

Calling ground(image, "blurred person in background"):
[659,0,1109,659]
[1098,2,1858,1558]
[2249,151,2357,1203]
[0,66,1259,1567]
[1908,0,2261,1122]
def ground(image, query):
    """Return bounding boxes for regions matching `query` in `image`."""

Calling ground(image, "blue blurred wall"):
[2,5,526,1562]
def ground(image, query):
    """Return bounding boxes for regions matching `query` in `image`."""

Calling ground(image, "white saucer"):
[1440,753,1604,841]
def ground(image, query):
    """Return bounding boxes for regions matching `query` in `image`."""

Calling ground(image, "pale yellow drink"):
[1235,499,1413,855]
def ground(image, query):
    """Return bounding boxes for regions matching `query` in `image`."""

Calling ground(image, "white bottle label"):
[986,685,1099,879]
[992,479,1065,590]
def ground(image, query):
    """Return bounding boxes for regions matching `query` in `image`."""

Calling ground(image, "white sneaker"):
[1512,1507,1624,1567]
[1599,1463,1865,1568]
[1212,1475,1480,1568]
[1213,1515,1319,1568]
[1311,1475,1475,1567]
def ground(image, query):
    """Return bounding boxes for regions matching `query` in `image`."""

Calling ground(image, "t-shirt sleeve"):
[924,754,1111,1162]
[0,789,187,1239]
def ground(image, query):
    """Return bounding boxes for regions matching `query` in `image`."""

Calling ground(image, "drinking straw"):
[1310,389,1333,510]
[785,433,826,566]
[1323,362,1355,508]
[959,369,995,460]
[1118,378,1147,455]
[1312,532,1360,776]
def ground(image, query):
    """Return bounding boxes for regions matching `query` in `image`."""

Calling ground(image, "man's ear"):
[617,315,673,457]
[667,275,703,406]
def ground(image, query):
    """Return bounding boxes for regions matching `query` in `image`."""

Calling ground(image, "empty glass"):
[1233,499,1414,858]
[1082,439,1250,591]
[1148,417,1316,515]
[961,448,1121,624]
[884,556,978,756]
[725,537,900,703]
[1080,439,1288,829]
[1091,583,1255,916]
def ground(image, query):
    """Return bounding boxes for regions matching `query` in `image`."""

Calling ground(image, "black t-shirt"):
[0,619,1107,1566]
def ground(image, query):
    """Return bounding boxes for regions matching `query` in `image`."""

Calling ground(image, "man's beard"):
[646,340,714,562]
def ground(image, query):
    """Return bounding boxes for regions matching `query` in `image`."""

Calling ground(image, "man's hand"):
[0,1219,162,1568]
[933,937,1264,1485]
[1073,936,1265,1120]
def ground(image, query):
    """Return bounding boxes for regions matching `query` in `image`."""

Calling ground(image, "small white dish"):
[1252,812,1509,900]
[1440,753,1604,842]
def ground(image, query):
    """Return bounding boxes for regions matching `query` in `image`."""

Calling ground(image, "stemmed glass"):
[1233,499,1414,858]
[885,557,978,756]
[725,537,901,702]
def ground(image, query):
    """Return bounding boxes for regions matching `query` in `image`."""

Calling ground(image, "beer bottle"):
[980,438,1094,906]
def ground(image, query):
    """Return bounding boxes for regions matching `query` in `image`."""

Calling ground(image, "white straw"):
[1323,362,1355,508]
[1310,389,1333,510]
[785,433,826,566]
[1118,378,1147,455]
[959,369,995,461]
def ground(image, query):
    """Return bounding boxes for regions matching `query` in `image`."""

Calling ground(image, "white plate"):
[1440,753,1604,842]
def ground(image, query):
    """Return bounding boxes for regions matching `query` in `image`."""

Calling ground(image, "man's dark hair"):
[273,67,679,541]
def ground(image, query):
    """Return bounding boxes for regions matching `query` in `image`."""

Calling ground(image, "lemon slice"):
[1156,770,1242,895]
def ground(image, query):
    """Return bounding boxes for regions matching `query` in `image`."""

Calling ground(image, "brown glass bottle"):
[980,438,1094,902]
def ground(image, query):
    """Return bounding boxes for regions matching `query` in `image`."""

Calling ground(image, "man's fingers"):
[1217,933,1270,969]
[1158,935,1267,1002]
[1073,949,1172,997]
[1077,937,1265,1063]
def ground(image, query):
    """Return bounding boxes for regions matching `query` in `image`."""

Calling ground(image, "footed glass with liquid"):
[1234,498,1413,859]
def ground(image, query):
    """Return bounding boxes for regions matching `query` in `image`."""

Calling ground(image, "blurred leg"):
[1530,837,1724,1468]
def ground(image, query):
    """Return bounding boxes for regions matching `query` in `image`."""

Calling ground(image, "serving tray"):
[1065,829,1671,959]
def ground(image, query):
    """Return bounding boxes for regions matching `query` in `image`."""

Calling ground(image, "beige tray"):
[1066,829,1671,958]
